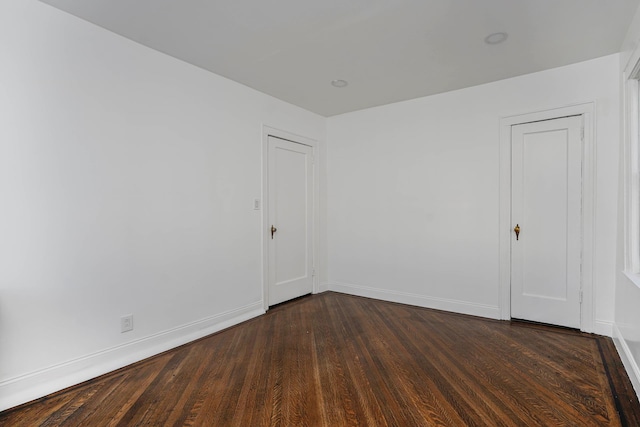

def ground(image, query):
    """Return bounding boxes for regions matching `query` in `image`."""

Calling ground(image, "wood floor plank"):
[2,292,639,426]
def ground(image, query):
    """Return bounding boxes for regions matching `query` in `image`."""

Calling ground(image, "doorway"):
[499,104,595,332]
[510,116,582,328]
[265,134,314,306]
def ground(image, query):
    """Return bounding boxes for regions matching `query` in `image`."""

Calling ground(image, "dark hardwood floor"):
[2,292,639,426]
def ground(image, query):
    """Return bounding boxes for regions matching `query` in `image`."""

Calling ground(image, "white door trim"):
[499,102,595,332]
[261,125,319,311]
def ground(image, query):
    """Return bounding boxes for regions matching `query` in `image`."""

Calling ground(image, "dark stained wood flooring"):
[2,292,639,426]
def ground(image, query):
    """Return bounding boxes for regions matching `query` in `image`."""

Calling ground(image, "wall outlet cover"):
[121,315,133,333]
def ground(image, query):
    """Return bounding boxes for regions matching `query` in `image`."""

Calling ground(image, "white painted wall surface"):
[614,274,640,394]
[327,54,620,330]
[622,3,640,72]
[615,1,640,397]
[0,0,326,410]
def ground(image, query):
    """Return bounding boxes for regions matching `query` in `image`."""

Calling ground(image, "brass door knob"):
[514,224,520,240]
[271,225,277,239]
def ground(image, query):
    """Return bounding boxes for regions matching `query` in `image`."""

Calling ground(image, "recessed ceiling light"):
[484,32,508,45]
[331,79,348,88]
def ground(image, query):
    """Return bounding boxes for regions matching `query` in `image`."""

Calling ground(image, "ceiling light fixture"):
[331,79,348,88]
[484,32,508,45]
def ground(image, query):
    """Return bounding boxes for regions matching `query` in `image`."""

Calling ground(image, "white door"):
[511,115,582,329]
[267,136,313,306]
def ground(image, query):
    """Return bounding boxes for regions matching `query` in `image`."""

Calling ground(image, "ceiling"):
[40,0,639,117]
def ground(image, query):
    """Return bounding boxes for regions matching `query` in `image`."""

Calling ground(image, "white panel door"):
[268,136,313,306]
[511,116,582,328]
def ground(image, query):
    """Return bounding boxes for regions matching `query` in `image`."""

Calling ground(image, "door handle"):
[514,224,520,240]
[271,225,277,239]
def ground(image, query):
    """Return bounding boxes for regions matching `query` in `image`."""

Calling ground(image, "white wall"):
[327,54,620,329]
[614,1,640,396]
[0,0,326,410]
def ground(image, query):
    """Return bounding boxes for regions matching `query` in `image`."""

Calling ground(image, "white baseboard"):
[316,282,330,293]
[612,323,640,399]
[593,320,614,337]
[0,302,265,412]
[328,281,501,320]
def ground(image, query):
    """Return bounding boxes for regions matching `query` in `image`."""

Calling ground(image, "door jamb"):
[261,126,319,312]
[498,102,595,332]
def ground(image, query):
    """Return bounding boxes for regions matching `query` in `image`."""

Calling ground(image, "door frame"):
[261,125,319,311]
[498,102,595,332]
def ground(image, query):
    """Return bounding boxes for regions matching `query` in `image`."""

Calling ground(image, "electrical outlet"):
[121,315,133,333]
